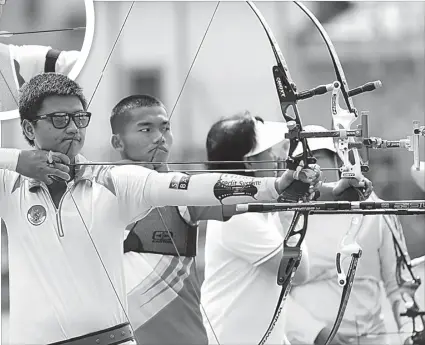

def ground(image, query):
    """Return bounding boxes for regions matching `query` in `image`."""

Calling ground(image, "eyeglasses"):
[33,111,92,129]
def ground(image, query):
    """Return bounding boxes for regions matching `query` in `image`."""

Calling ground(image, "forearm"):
[144,172,279,207]
[0,148,20,171]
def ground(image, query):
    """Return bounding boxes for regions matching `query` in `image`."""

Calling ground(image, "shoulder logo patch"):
[169,175,191,190]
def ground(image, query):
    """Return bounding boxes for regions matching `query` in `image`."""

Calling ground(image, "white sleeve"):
[9,45,79,80]
[9,45,50,81]
[109,166,279,228]
[0,149,20,217]
[0,148,20,172]
[218,213,283,266]
[54,50,80,75]
[143,171,279,206]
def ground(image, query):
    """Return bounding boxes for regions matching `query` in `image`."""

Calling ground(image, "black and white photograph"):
[0,0,94,114]
[1,1,424,345]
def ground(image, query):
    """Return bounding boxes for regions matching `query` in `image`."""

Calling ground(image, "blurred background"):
[0,0,86,50]
[1,1,424,343]
[0,0,87,111]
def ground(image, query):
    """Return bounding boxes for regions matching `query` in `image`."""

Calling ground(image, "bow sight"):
[285,81,424,176]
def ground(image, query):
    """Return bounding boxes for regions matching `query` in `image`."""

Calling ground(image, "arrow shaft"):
[0,26,85,37]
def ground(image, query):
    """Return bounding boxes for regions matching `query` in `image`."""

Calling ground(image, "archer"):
[0,73,352,345]
[106,96,372,345]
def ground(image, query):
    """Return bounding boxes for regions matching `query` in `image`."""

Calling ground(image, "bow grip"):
[277,180,320,203]
[282,154,319,201]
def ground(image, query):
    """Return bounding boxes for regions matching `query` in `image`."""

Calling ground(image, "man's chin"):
[57,146,82,161]
[150,152,169,164]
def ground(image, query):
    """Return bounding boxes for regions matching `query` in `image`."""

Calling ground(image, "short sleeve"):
[54,50,80,75]
[9,45,50,81]
[9,45,79,81]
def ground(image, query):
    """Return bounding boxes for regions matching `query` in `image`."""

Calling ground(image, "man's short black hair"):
[206,110,263,177]
[110,94,166,134]
[18,73,87,146]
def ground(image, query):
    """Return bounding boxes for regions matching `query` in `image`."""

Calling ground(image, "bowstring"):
[148,2,222,344]
[58,2,138,336]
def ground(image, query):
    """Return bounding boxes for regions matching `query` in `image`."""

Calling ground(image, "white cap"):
[244,120,288,157]
[292,125,337,156]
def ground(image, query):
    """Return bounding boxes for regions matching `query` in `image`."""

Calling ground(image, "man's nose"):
[65,118,79,133]
[153,132,166,144]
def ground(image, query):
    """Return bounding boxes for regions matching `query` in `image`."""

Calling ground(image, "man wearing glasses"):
[0,0,80,111]
[0,72,371,345]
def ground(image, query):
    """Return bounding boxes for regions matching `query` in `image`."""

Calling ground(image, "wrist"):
[0,148,21,171]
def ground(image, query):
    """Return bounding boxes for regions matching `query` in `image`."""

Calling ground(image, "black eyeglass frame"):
[33,111,92,129]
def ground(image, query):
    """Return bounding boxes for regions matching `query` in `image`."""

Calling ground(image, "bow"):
[239,3,425,344]
[293,2,380,343]
[77,2,331,344]
[72,2,381,344]
[244,2,334,344]
[70,2,425,344]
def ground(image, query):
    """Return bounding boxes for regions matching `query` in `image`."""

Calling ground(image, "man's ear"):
[21,119,35,142]
[111,134,124,151]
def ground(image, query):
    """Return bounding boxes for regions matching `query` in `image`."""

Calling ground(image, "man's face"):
[312,149,340,182]
[24,95,86,160]
[114,106,173,163]
[246,147,280,178]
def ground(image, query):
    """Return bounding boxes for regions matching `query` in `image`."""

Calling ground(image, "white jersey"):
[0,155,153,344]
[0,151,279,344]
[201,212,289,345]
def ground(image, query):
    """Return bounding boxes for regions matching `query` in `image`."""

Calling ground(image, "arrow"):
[0,26,85,38]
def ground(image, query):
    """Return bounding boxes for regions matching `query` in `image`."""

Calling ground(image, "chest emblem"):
[27,205,47,226]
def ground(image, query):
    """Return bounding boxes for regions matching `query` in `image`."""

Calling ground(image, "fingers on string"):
[46,150,71,165]
[46,167,71,182]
